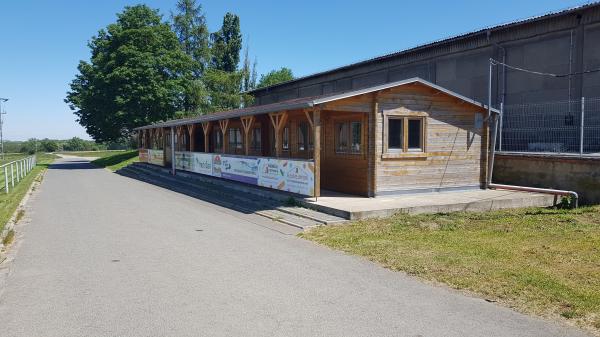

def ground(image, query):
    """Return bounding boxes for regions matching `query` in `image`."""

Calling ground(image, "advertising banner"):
[257,158,315,196]
[148,149,164,166]
[139,149,148,163]
[175,152,193,171]
[170,152,315,197]
[190,153,213,176]
[220,155,259,185]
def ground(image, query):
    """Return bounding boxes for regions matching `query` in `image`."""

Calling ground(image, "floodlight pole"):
[0,98,8,160]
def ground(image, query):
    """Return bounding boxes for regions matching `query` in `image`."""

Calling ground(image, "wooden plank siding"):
[320,83,487,195]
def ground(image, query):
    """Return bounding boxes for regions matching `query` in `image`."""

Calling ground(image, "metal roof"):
[135,78,497,130]
[248,2,599,94]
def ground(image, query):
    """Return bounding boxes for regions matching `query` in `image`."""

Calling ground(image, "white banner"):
[147,149,164,166]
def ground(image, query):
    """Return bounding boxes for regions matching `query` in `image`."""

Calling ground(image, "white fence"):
[0,155,37,194]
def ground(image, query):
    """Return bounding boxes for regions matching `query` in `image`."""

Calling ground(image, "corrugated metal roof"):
[135,78,497,130]
[248,2,599,94]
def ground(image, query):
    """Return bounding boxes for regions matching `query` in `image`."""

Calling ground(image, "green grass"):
[300,207,600,334]
[91,150,139,171]
[0,153,29,166]
[57,150,127,158]
[0,153,57,232]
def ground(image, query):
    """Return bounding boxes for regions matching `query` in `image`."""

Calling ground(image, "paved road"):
[0,157,588,337]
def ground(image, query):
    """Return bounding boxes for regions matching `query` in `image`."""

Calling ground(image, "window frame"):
[297,122,313,152]
[383,112,427,158]
[334,119,363,155]
[251,127,261,151]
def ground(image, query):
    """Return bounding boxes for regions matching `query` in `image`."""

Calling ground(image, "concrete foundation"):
[493,153,600,205]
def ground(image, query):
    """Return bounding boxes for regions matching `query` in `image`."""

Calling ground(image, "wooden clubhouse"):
[135,78,496,198]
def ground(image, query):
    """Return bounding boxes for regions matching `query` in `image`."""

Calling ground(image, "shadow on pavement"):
[49,160,100,170]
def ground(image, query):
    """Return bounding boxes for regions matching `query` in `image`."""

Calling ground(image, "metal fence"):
[498,97,600,155]
[0,155,37,194]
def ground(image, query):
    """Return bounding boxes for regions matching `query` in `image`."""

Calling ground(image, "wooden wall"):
[374,85,486,194]
[320,83,487,195]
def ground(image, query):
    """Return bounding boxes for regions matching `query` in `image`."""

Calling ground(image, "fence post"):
[10,163,14,187]
[580,97,585,155]
[4,166,8,194]
[16,160,19,182]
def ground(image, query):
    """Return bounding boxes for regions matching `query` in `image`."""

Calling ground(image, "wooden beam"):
[240,116,255,156]
[313,109,321,197]
[187,124,195,152]
[304,109,314,129]
[201,122,211,153]
[269,111,288,157]
[219,119,229,153]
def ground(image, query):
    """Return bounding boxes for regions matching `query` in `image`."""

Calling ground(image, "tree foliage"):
[257,67,294,88]
[171,0,210,76]
[65,5,195,142]
[210,13,242,72]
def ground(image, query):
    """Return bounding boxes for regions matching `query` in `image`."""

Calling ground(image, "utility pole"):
[0,98,8,160]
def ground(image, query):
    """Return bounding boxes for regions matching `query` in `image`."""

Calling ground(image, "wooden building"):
[135,78,496,197]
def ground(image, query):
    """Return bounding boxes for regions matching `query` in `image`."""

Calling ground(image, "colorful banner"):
[148,149,164,166]
[139,149,148,163]
[220,156,259,185]
[258,158,315,196]
[173,152,315,196]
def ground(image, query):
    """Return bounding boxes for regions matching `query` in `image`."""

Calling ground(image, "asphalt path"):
[0,157,589,337]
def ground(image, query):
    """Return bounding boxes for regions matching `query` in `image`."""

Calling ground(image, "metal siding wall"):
[251,6,600,106]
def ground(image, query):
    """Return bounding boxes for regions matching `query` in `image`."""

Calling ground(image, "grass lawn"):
[300,207,600,334]
[0,152,57,232]
[57,150,127,158]
[0,153,29,166]
[91,150,139,171]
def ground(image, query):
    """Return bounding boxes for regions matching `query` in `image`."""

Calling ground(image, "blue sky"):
[0,0,588,141]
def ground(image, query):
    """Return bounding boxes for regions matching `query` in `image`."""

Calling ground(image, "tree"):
[20,139,39,154]
[63,137,88,152]
[40,138,59,152]
[210,13,242,72]
[202,68,252,112]
[257,67,294,88]
[65,5,195,142]
[171,0,210,76]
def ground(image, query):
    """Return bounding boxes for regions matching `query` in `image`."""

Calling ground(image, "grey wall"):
[494,154,600,204]
[252,5,600,107]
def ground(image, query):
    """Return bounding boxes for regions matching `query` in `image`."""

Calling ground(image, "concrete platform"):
[301,189,557,220]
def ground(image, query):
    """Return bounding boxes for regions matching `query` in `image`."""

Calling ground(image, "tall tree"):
[65,5,195,142]
[171,0,210,75]
[241,43,257,92]
[257,67,294,88]
[210,12,242,72]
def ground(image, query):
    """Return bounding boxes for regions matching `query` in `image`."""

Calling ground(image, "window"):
[282,126,290,151]
[298,122,313,151]
[214,129,223,152]
[335,121,362,154]
[251,128,261,151]
[407,119,422,151]
[386,116,425,153]
[229,128,243,152]
[388,118,403,150]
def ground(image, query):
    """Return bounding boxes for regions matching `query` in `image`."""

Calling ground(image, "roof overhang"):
[135,78,498,131]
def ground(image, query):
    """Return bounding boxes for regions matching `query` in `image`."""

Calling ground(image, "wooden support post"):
[187,124,195,152]
[219,119,229,153]
[368,98,378,197]
[176,126,184,152]
[201,122,211,153]
[313,109,321,198]
[269,111,288,157]
[240,116,255,156]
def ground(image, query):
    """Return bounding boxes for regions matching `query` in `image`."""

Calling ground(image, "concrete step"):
[118,164,346,229]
